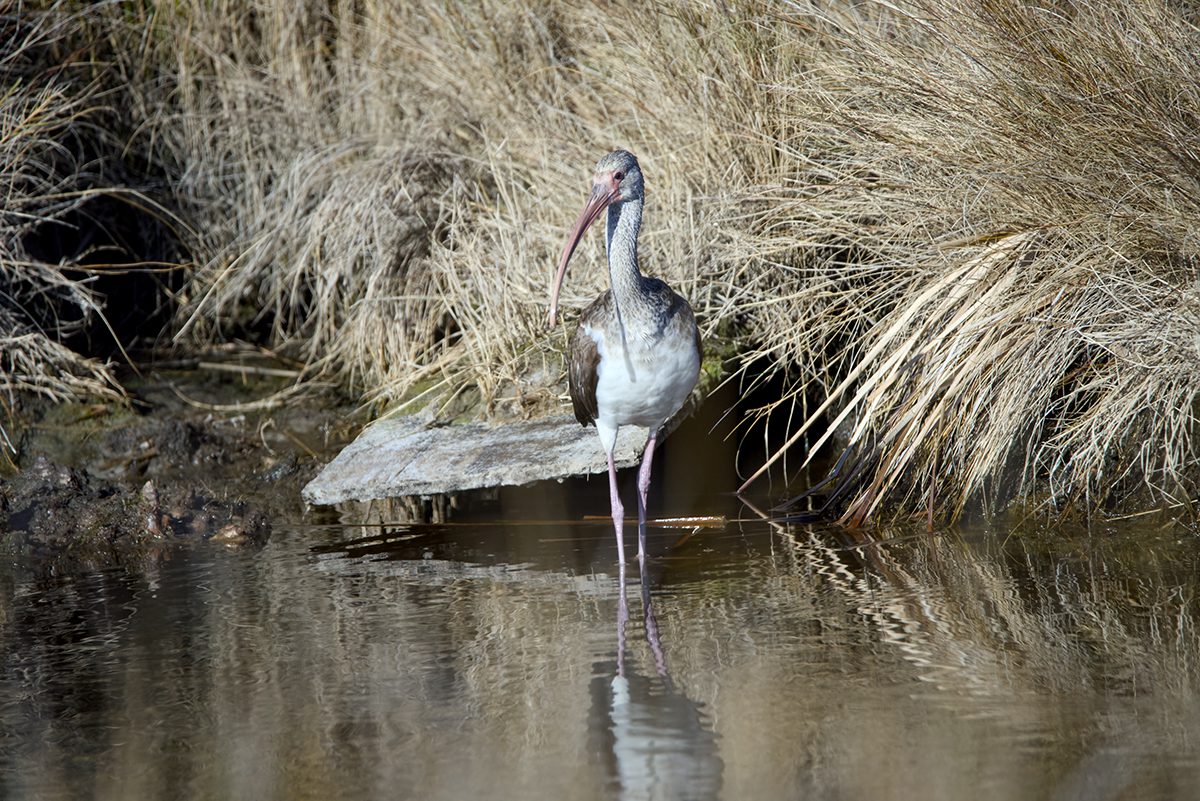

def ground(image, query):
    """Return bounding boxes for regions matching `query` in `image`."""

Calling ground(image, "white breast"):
[586,322,700,432]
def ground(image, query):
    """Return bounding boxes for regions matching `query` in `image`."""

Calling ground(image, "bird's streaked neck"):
[605,197,644,303]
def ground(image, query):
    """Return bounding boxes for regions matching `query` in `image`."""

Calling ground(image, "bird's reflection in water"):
[589,556,723,801]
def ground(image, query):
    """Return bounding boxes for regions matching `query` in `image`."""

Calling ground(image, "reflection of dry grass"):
[690,518,1200,796]
[7,505,1199,796]
[22,0,1200,516]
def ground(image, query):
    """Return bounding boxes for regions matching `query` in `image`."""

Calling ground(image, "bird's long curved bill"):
[548,182,615,328]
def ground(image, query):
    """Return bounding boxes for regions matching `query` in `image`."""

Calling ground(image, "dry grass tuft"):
[1,4,124,450]
[735,0,1200,518]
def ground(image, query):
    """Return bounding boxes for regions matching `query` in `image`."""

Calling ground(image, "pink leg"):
[608,449,625,566]
[635,430,658,562]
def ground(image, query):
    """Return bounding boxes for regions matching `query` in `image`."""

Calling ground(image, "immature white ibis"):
[548,150,702,564]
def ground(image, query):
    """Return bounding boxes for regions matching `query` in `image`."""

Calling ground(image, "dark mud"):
[0,371,355,571]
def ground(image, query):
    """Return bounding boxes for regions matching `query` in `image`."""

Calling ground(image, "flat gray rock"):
[302,415,647,505]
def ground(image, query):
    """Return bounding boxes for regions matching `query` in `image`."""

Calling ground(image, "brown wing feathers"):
[567,291,609,427]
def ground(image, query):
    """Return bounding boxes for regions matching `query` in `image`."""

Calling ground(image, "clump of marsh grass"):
[736,0,1200,519]
[1,5,124,451]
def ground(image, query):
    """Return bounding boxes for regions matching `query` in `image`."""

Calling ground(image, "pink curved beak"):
[548,179,618,328]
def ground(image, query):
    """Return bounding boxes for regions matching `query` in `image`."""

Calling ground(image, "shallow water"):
[3,439,1200,800]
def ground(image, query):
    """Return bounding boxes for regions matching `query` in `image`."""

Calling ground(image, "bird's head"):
[594,149,644,204]
[548,150,643,328]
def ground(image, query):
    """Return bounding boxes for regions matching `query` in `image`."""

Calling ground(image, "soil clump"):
[0,371,354,572]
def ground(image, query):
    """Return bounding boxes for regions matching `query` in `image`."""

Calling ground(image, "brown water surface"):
[2,439,1199,800]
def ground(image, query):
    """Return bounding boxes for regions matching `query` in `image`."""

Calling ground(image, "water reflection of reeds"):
[666,518,1200,798]
[1,517,1198,799]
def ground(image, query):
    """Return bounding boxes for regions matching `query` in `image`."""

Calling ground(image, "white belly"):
[587,323,700,431]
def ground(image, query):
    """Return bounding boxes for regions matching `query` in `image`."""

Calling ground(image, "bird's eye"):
[613,171,624,181]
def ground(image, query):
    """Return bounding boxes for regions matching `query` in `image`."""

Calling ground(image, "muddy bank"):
[0,371,355,572]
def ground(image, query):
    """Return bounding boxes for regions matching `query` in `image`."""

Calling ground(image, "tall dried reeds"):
[734,0,1200,519]
[1,4,124,452]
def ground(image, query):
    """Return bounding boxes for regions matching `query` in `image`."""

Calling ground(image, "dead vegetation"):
[10,0,1200,520]
[734,0,1200,519]
[0,4,126,456]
